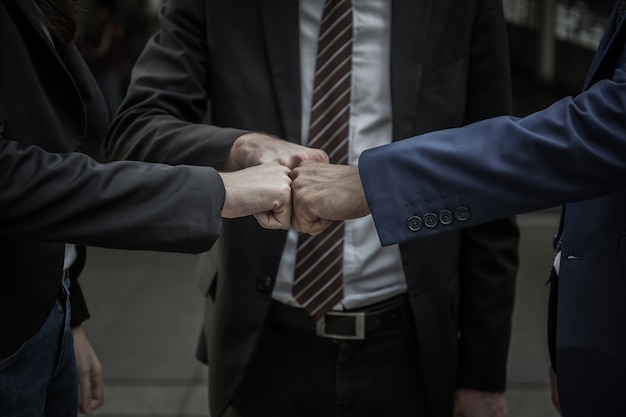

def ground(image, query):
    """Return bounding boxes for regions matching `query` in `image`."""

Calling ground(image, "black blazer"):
[0,0,225,354]
[107,0,519,416]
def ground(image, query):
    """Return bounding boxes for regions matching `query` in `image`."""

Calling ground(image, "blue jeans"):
[0,274,77,417]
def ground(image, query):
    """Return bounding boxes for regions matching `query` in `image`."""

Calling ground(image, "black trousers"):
[226,296,429,417]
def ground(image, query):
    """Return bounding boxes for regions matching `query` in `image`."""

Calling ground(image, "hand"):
[224,133,329,171]
[220,162,292,229]
[290,161,370,235]
[72,326,104,416]
[549,367,563,415]
[453,389,507,417]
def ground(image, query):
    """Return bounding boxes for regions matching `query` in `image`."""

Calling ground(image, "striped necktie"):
[293,0,353,321]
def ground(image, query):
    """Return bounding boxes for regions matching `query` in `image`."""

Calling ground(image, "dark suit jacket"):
[360,3,626,416]
[0,0,224,355]
[107,0,519,416]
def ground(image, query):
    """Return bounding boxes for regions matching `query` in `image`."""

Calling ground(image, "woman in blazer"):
[0,1,297,415]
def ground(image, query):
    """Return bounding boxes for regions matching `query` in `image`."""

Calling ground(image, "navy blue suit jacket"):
[360,3,626,416]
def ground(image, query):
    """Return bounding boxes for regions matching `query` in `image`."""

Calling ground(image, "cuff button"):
[407,216,423,232]
[424,212,438,228]
[454,206,471,221]
[439,210,453,225]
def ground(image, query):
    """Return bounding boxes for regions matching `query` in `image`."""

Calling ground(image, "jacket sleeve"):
[105,0,247,166]
[360,67,626,246]
[69,281,91,328]
[0,138,224,254]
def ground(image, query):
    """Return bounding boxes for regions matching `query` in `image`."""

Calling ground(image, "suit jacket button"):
[257,276,273,292]
[406,216,423,232]
[423,212,438,228]
[439,210,453,225]
[454,206,470,221]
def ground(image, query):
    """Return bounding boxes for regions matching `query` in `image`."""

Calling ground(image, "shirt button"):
[406,216,423,232]
[423,212,438,228]
[439,210,453,225]
[257,275,273,292]
[454,206,471,221]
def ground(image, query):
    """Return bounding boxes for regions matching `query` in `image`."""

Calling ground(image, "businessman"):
[106,0,520,416]
[290,2,626,416]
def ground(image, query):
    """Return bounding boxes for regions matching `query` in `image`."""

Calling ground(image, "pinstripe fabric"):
[293,0,353,320]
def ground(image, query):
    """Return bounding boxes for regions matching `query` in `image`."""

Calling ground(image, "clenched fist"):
[290,161,370,234]
[219,162,293,229]
[224,133,329,171]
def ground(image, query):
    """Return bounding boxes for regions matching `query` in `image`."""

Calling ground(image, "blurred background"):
[76,0,613,416]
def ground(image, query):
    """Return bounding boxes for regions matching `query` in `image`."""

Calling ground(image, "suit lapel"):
[9,0,82,92]
[391,0,431,141]
[584,2,626,88]
[10,0,63,62]
[9,0,88,140]
[258,0,302,143]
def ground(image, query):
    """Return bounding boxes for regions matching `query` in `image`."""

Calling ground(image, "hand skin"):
[290,161,370,235]
[219,162,293,229]
[453,389,507,417]
[223,132,329,171]
[72,325,104,416]
[549,367,563,416]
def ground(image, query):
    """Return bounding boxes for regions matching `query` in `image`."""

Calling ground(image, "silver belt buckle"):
[316,311,366,340]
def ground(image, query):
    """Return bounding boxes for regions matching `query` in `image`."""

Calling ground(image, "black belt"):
[269,294,411,340]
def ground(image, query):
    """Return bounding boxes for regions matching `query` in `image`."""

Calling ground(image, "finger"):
[276,155,303,170]
[90,371,105,411]
[254,213,270,229]
[275,201,292,229]
[295,159,316,169]
[282,147,329,168]
[307,218,333,235]
[291,208,312,233]
[77,371,92,415]
[255,211,290,230]
[308,148,329,163]
[289,168,300,180]
[255,213,288,229]
[261,178,292,229]
[265,201,292,230]
[292,212,330,235]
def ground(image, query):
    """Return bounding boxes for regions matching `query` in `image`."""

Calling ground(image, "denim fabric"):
[0,274,77,417]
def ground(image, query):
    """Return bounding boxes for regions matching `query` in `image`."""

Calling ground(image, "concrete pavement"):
[79,210,561,417]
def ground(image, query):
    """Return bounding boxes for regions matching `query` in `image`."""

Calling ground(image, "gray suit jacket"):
[107,0,519,415]
[0,0,224,354]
